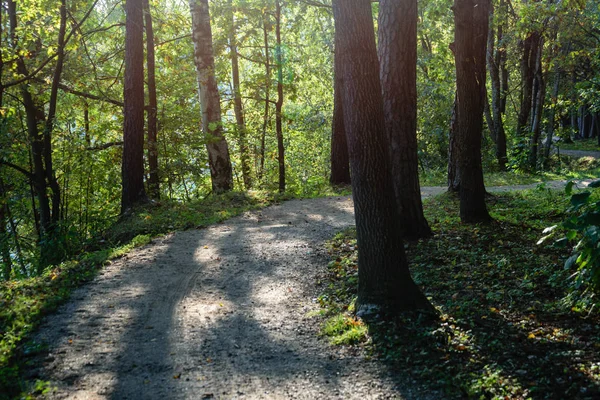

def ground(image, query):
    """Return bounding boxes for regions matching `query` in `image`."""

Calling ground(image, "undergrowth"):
[319,187,600,399]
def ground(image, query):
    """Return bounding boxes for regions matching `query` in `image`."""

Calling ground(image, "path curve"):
[28,179,595,399]
[30,197,436,400]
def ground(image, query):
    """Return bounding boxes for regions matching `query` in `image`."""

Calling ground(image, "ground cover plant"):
[319,188,600,399]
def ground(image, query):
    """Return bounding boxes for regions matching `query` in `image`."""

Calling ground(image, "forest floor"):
[19,178,596,399]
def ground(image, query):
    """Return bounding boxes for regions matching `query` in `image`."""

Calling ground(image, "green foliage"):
[319,189,600,398]
[540,180,600,306]
[321,314,368,345]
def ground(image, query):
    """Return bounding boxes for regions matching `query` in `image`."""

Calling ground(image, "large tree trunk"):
[453,0,492,224]
[329,22,350,187]
[144,0,160,199]
[379,0,431,240]
[275,0,285,193]
[332,0,434,315]
[189,0,233,193]
[122,0,148,212]
[228,0,252,190]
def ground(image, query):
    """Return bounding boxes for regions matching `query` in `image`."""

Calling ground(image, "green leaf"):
[571,192,591,207]
[565,181,575,195]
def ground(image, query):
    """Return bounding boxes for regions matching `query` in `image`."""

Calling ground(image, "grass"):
[0,189,307,399]
[319,188,600,399]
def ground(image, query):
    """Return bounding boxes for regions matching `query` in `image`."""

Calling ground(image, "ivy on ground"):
[319,188,600,399]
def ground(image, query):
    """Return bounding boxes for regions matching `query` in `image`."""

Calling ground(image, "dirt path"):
[28,179,594,399]
[555,149,600,159]
[30,197,438,400]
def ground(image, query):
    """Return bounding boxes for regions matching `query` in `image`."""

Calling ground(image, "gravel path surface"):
[554,149,600,159]
[30,197,438,400]
[28,179,595,399]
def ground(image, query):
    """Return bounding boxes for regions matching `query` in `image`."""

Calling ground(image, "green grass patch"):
[320,188,600,399]
[322,313,368,345]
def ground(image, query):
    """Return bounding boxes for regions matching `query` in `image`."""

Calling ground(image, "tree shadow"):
[29,197,433,399]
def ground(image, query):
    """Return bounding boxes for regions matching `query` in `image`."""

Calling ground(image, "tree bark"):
[189,0,233,193]
[447,92,460,192]
[275,0,285,193]
[0,179,12,280]
[332,0,434,315]
[228,0,252,190]
[529,41,546,169]
[259,12,271,182]
[122,0,148,212]
[486,1,508,170]
[378,0,431,240]
[329,21,350,187]
[144,0,160,199]
[453,0,492,223]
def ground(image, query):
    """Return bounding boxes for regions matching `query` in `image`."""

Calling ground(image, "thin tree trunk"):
[453,0,492,223]
[486,1,508,170]
[378,0,431,240]
[448,92,460,192]
[275,0,285,193]
[0,180,12,280]
[544,69,561,161]
[43,0,67,230]
[228,0,252,189]
[259,12,270,182]
[529,41,546,169]
[189,0,233,193]
[9,0,51,236]
[122,0,148,211]
[144,0,160,199]
[332,0,434,315]
[329,19,350,187]
[517,32,540,144]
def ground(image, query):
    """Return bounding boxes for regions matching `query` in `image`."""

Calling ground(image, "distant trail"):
[555,149,600,159]
[27,179,593,400]
[420,178,595,198]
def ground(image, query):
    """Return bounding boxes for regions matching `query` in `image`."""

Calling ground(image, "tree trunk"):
[529,43,546,169]
[144,0,160,199]
[259,12,270,182]
[544,69,561,161]
[447,92,460,192]
[228,0,252,190]
[332,0,434,315]
[378,0,431,240]
[329,21,350,187]
[275,0,285,193]
[0,180,12,280]
[453,0,492,223]
[189,0,233,193]
[517,32,540,144]
[122,0,148,212]
[486,1,508,170]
